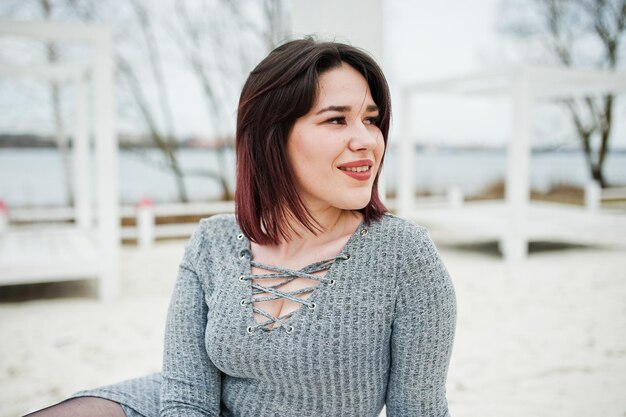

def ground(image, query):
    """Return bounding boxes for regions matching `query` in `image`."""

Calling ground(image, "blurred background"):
[0,1,625,416]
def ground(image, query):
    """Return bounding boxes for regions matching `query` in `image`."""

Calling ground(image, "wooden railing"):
[3,201,235,245]
[5,182,623,244]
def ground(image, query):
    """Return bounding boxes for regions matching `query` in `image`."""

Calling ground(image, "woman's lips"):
[338,165,372,181]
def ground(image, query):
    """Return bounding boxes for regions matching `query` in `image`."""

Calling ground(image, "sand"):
[1,234,625,417]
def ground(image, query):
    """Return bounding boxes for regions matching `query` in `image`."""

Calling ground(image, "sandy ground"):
[1,232,625,417]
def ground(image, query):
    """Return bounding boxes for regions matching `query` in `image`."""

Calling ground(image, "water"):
[1,147,625,206]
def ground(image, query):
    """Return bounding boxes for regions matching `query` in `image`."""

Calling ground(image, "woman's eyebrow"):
[316,105,349,115]
[315,104,379,115]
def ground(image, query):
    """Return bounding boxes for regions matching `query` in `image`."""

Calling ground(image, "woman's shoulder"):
[197,213,238,235]
[373,214,452,289]
[183,214,238,261]
[367,213,444,266]
[369,213,430,244]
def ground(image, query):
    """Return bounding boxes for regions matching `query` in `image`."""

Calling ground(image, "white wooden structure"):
[0,19,119,299]
[398,66,626,262]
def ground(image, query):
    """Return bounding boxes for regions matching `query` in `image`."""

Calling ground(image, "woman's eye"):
[327,117,346,125]
[365,116,380,125]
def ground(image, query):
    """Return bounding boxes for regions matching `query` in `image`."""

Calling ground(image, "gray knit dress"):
[70,213,456,417]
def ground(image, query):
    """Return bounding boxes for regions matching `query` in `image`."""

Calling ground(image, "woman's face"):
[287,63,385,214]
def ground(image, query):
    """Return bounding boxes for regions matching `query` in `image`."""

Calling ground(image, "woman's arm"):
[160,223,222,417]
[385,225,457,417]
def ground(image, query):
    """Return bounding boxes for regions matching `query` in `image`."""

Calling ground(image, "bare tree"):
[500,0,626,187]
[169,0,290,200]
[223,0,290,50]
[124,0,190,202]
[171,0,232,200]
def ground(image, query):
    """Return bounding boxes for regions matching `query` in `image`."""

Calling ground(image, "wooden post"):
[137,196,155,248]
[447,185,463,208]
[93,30,119,300]
[585,181,601,212]
[0,200,8,233]
[500,68,531,263]
[73,72,92,231]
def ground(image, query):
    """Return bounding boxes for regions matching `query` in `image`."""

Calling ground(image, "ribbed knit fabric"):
[71,213,456,417]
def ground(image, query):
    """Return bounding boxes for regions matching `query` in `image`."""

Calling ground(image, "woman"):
[27,38,456,417]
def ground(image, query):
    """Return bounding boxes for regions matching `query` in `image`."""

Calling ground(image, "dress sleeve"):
[160,223,222,417]
[385,225,456,417]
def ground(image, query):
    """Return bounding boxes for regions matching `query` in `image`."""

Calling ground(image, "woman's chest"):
[201,253,396,378]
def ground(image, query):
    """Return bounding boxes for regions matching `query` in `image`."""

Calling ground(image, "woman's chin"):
[336,196,372,211]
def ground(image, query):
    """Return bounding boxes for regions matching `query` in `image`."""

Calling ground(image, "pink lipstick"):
[337,159,374,181]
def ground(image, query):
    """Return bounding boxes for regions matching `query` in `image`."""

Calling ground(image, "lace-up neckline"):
[236,219,367,334]
[239,253,349,333]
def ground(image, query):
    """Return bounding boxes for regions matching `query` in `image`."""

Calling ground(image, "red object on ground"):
[137,196,154,208]
[0,199,8,214]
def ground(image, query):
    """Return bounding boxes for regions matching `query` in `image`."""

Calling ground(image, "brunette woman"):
[26,37,456,417]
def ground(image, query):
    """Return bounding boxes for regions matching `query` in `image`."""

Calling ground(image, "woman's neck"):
[272,208,362,257]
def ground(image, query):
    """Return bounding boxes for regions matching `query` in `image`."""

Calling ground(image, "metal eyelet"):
[344,254,351,260]
[239,275,245,282]
[240,298,246,306]
[246,326,254,334]
[360,228,368,236]
[285,326,294,334]
[328,279,336,286]
[239,250,247,260]
[308,302,316,310]
[237,233,244,240]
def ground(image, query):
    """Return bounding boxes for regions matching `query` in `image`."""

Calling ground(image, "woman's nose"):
[348,121,378,151]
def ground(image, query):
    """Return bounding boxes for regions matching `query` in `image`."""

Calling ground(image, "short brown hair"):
[235,38,391,245]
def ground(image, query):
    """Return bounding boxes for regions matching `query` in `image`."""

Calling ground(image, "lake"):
[1,147,625,206]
